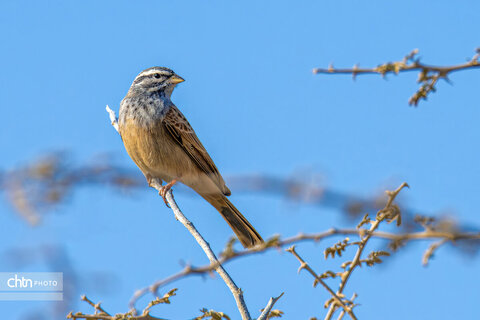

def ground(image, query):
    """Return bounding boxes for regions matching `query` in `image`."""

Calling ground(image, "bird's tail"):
[202,194,263,248]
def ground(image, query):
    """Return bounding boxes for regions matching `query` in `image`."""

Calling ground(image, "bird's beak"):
[170,75,185,84]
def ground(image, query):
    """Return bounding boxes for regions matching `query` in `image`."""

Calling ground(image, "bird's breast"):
[119,118,199,183]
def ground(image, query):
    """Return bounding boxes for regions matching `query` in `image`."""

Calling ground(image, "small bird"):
[118,67,264,248]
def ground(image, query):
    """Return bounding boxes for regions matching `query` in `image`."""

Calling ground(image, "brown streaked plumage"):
[118,67,263,248]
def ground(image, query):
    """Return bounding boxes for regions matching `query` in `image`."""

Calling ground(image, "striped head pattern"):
[129,67,184,96]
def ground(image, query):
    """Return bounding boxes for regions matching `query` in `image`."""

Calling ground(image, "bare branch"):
[156,182,252,320]
[313,48,480,106]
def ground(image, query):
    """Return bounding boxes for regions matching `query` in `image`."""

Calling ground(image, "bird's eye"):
[154,73,161,79]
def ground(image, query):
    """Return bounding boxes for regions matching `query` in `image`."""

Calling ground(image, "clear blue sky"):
[1,1,479,319]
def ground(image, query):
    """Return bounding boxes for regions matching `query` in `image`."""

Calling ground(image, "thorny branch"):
[129,213,480,309]
[313,48,480,106]
[323,183,408,319]
[67,289,177,320]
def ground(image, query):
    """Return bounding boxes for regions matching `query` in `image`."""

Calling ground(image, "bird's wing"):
[162,105,231,196]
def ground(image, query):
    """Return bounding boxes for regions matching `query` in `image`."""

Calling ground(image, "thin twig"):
[257,293,284,320]
[422,238,448,266]
[286,246,357,320]
[80,295,110,316]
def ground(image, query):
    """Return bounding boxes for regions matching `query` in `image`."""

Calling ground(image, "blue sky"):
[1,1,479,319]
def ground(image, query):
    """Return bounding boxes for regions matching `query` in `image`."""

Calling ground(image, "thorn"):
[298,262,308,273]
[274,292,285,301]
[352,64,359,81]
[285,245,295,253]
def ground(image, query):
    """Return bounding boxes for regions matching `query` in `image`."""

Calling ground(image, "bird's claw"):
[158,179,178,208]
[158,188,170,208]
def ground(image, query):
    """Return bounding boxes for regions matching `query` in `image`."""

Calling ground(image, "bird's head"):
[129,67,184,97]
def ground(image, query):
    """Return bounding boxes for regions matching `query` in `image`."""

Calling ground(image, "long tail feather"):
[202,194,263,248]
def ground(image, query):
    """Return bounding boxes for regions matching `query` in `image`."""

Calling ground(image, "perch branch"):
[158,184,251,320]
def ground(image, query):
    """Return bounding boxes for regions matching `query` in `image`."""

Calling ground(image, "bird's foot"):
[159,179,178,207]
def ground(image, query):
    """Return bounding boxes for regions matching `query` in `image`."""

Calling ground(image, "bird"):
[118,67,264,248]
